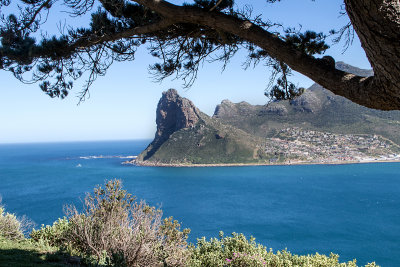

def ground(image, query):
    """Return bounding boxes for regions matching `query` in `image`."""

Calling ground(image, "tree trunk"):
[345,0,400,109]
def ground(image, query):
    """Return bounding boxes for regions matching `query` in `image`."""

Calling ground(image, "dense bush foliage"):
[30,217,71,248]
[0,199,31,240]
[33,180,190,266]
[188,232,378,267]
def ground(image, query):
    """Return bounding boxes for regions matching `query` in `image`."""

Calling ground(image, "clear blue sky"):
[0,0,371,143]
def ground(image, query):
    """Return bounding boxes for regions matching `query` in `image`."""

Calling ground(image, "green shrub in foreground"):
[188,232,378,267]
[63,179,190,266]
[30,217,71,248]
[0,200,26,240]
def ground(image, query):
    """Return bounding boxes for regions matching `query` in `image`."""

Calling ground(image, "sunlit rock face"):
[155,89,201,145]
[141,89,201,160]
[290,90,322,113]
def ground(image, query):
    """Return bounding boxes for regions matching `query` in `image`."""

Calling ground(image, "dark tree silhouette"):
[0,0,399,110]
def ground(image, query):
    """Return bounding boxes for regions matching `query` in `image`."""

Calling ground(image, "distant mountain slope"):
[335,61,373,77]
[213,62,400,145]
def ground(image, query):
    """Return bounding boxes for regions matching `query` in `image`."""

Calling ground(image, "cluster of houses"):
[264,127,400,163]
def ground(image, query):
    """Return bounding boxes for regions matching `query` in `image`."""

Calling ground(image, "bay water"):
[0,140,399,266]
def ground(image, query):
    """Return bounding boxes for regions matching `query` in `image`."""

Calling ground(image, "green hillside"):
[137,112,267,165]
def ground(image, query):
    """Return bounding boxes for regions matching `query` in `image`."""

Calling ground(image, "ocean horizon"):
[1,140,399,266]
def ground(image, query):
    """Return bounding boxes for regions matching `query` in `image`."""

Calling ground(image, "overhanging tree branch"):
[1,18,176,62]
[0,0,399,110]
[131,0,400,110]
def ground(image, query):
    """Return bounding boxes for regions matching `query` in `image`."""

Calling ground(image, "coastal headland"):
[128,63,400,167]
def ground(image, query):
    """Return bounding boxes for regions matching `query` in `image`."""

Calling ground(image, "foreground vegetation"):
[1,180,378,267]
[0,237,71,266]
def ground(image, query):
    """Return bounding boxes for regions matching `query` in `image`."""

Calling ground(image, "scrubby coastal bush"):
[30,217,71,248]
[188,232,378,267]
[32,179,190,266]
[189,232,269,267]
[0,198,31,240]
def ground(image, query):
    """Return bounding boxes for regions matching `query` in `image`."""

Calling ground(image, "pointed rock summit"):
[155,89,200,144]
[141,89,201,160]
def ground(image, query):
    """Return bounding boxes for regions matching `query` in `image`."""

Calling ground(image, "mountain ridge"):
[132,63,400,166]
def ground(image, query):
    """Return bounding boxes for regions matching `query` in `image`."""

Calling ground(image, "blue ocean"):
[0,140,399,266]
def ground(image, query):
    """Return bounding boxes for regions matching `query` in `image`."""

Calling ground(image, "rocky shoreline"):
[123,158,400,168]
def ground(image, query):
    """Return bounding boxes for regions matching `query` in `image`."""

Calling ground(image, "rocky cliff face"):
[261,102,288,116]
[156,89,200,143]
[141,89,201,160]
[290,90,322,113]
[214,100,257,118]
[335,61,373,77]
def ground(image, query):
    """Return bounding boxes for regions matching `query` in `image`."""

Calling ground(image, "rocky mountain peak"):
[221,99,233,105]
[156,89,200,142]
[335,61,373,77]
[143,89,201,160]
[290,90,322,113]
[261,102,288,116]
[214,100,233,118]
[214,99,257,118]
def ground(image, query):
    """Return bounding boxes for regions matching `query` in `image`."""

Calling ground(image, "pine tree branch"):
[1,0,399,109]
[130,0,400,110]
[1,18,175,61]
[210,0,223,11]
[25,0,53,29]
